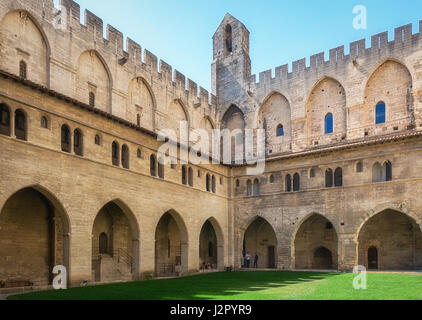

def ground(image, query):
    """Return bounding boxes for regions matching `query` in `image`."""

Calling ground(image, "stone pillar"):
[338,234,357,272]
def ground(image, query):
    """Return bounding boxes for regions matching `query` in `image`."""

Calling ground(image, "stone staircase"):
[93,254,132,283]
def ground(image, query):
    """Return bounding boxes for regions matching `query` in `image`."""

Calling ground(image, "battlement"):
[29,0,218,110]
[249,21,422,89]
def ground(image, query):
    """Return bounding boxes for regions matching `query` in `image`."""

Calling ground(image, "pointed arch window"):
[225,24,233,54]
[384,161,392,182]
[14,109,26,141]
[253,179,260,196]
[247,180,252,196]
[325,113,333,134]
[188,167,194,187]
[293,173,300,192]
[150,154,157,177]
[325,169,333,188]
[74,129,83,156]
[0,104,10,136]
[334,167,343,187]
[95,134,101,146]
[112,141,120,166]
[206,174,211,192]
[41,116,48,129]
[212,175,216,193]
[89,92,95,108]
[158,158,165,179]
[182,166,187,185]
[122,144,130,169]
[61,124,71,153]
[285,174,292,192]
[376,102,386,124]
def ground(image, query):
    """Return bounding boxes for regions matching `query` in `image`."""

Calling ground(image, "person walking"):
[254,253,259,269]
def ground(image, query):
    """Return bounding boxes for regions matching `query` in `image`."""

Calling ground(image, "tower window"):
[225,24,233,54]
[74,129,83,156]
[325,113,333,134]
[41,116,48,129]
[122,144,130,169]
[356,161,363,173]
[334,167,343,187]
[325,169,333,188]
[19,60,27,79]
[0,104,11,136]
[14,109,27,141]
[285,174,292,192]
[137,114,141,127]
[253,179,260,196]
[150,154,157,177]
[61,124,71,153]
[95,134,101,146]
[112,141,120,166]
[137,148,142,159]
[376,102,386,124]
[293,173,300,192]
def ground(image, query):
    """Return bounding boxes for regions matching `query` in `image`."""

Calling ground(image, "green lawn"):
[8,271,422,300]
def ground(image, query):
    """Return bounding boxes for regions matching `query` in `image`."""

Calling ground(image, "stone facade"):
[0,0,422,290]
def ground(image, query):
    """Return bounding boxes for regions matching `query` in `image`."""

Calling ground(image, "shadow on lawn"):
[9,271,340,300]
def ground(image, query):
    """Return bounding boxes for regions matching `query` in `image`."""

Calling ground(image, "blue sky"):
[55,0,422,92]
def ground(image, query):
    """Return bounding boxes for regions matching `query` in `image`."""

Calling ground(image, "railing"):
[114,248,133,271]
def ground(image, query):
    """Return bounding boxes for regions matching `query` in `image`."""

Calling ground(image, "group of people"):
[242,252,259,268]
[201,262,215,271]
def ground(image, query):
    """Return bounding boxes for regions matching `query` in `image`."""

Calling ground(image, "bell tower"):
[211,14,251,108]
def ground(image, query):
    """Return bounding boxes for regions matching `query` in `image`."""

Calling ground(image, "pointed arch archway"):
[242,216,278,269]
[0,185,70,287]
[199,217,225,270]
[155,209,189,277]
[356,208,422,270]
[292,213,338,270]
[91,199,140,282]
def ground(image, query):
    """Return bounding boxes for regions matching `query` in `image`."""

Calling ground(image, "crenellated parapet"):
[0,0,219,134]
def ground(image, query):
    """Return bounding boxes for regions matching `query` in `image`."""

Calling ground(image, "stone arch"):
[356,208,422,270]
[155,209,189,276]
[76,50,112,113]
[200,116,215,154]
[128,77,156,131]
[292,213,338,270]
[91,199,140,282]
[221,104,245,162]
[167,99,190,140]
[364,59,413,127]
[0,185,71,287]
[199,217,225,270]
[306,77,346,146]
[257,91,292,153]
[0,10,50,86]
[242,216,278,269]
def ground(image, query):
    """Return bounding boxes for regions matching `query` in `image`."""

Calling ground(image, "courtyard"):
[7,271,422,300]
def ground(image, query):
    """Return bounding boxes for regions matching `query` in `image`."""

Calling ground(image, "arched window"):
[73,129,83,156]
[158,158,164,179]
[276,124,284,137]
[14,109,26,141]
[212,175,216,193]
[372,162,383,183]
[89,92,95,108]
[334,167,343,187]
[225,24,233,54]
[285,174,292,192]
[310,168,316,178]
[293,173,300,192]
[356,161,363,173]
[325,113,333,134]
[61,124,71,153]
[122,144,129,169]
[0,104,11,136]
[150,154,157,177]
[41,116,48,129]
[137,148,142,159]
[182,166,187,185]
[19,60,27,79]
[95,134,101,146]
[206,174,211,192]
[269,174,275,184]
[137,114,141,127]
[99,233,108,254]
[236,179,240,188]
[325,169,333,188]
[247,180,252,196]
[253,179,260,196]
[188,167,194,187]
[384,161,392,182]
[112,141,120,166]
[375,102,386,124]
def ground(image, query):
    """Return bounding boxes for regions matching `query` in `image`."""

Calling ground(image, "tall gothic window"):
[376,102,386,124]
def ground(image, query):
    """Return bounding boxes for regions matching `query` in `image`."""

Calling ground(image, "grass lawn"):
[8,271,422,300]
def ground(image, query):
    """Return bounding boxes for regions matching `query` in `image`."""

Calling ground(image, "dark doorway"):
[99,232,108,254]
[268,246,276,269]
[368,247,378,270]
[312,247,333,269]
